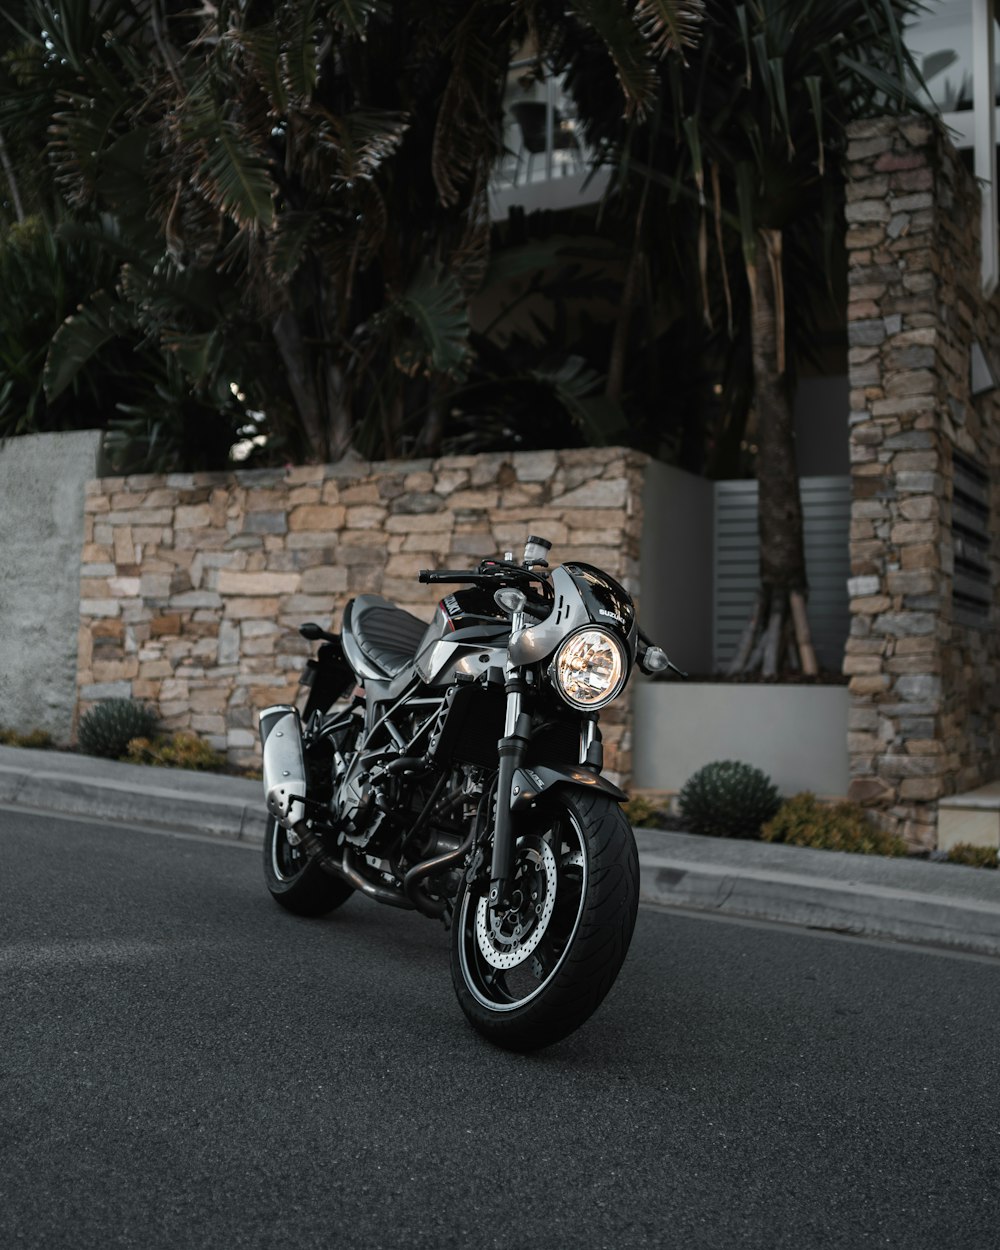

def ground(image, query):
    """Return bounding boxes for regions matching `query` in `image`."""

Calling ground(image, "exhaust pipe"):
[259,705,309,835]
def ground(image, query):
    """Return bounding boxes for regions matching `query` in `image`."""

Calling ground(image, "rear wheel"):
[450,788,638,1051]
[263,816,353,917]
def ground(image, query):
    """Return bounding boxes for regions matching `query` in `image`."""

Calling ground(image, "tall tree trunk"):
[415,373,447,457]
[752,228,805,599]
[605,183,649,404]
[0,126,24,223]
[271,310,328,462]
[323,358,353,460]
[727,228,818,677]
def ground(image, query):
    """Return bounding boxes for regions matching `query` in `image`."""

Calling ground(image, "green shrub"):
[678,760,781,839]
[0,727,54,749]
[126,733,228,772]
[945,843,998,869]
[622,794,668,829]
[762,792,907,856]
[77,699,158,760]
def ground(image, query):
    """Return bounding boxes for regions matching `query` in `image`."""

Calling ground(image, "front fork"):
[489,607,531,907]
[488,677,531,908]
[488,656,603,908]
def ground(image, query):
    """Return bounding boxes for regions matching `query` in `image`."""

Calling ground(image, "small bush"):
[622,795,668,829]
[762,792,907,856]
[126,733,228,772]
[77,699,158,760]
[678,760,781,840]
[0,727,54,749]
[946,843,998,870]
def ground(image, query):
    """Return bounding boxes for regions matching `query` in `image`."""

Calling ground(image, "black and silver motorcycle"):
[258,535,672,1050]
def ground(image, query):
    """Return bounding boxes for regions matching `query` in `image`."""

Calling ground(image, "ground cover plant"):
[622,794,671,828]
[0,727,53,749]
[126,733,229,773]
[762,791,907,856]
[945,843,998,870]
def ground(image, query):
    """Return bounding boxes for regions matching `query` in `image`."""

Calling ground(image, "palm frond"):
[838,52,927,114]
[395,265,472,379]
[266,210,321,285]
[159,327,222,386]
[312,108,411,186]
[530,355,626,443]
[431,4,508,206]
[47,88,129,207]
[198,120,275,227]
[278,1,320,100]
[635,0,705,59]
[328,0,392,39]
[229,24,287,115]
[44,289,120,401]
[569,0,659,117]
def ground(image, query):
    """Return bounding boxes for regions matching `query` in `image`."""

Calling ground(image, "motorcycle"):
[258,535,674,1051]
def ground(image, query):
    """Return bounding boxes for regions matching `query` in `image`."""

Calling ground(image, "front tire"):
[263,816,353,917]
[450,788,639,1051]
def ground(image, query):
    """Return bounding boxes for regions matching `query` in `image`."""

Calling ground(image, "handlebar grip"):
[418,569,479,584]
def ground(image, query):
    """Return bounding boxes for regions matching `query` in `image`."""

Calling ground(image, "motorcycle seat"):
[343,595,428,678]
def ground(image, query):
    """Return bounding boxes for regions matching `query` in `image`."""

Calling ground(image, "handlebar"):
[418,569,489,585]
[418,560,547,587]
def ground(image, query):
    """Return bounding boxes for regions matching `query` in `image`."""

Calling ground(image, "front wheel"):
[263,816,354,917]
[450,788,639,1051]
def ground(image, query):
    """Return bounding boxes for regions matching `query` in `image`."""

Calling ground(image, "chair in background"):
[508,101,583,184]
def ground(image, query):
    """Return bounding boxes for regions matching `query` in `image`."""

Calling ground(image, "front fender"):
[510,764,627,812]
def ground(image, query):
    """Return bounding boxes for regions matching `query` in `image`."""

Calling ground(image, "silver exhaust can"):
[259,705,308,831]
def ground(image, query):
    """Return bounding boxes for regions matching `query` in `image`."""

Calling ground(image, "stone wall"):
[0,430,103,743]
[844,116,1000,847]
[77,448,647,780]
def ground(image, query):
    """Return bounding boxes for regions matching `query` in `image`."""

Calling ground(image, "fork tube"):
[490,615,531,907]
[489,693,531,909]
[579,713,603,772]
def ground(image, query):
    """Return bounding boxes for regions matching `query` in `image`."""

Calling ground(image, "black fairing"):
[439,587,507,628]
[562,563,635,638]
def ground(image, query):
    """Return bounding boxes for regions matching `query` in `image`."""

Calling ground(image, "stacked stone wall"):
[845,116,1000,847]
[77,447,647,780]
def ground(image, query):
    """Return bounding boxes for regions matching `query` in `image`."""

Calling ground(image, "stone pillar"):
[844,116,1000,848]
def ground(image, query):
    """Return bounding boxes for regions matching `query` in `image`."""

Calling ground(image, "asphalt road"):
[2,808,1000,1250]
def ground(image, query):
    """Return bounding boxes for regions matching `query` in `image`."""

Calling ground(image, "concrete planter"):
[631,680,850,798]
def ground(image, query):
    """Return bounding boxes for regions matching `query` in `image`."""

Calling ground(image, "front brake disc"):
[475,835,558,970]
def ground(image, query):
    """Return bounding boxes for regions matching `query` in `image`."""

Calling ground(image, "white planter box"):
[632,681,850,798]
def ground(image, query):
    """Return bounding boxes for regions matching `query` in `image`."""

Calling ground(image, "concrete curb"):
[5,746,1000,957]
[636,829,1000,957]
[0,746,265,844]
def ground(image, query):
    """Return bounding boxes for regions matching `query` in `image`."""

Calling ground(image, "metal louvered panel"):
[952,451,992,629]
[713,476,851,671]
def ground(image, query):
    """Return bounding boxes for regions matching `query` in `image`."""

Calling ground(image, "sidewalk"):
[4,744,1000,958]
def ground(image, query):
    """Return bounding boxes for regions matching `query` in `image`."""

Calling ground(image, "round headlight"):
[550,628,628,711]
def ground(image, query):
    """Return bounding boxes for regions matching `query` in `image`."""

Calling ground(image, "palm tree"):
[0,0,704,466]
[581,0,928,675]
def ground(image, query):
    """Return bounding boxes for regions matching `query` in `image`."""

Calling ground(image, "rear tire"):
[450,788,638,1051]
[263,816,353,917]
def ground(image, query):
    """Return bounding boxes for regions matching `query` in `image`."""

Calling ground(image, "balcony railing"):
[489,62,610,219]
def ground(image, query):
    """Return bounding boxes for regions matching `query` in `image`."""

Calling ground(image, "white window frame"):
[971,0,997,293]
[932,0,998,292]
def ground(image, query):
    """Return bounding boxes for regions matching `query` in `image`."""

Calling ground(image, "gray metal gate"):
[712,476,851,671]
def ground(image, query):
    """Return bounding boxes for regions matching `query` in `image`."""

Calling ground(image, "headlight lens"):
[551,628,628,710]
